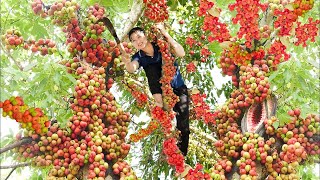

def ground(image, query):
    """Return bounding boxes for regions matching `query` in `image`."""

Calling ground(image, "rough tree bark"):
[0,162,31,169]
[118,0,145,42]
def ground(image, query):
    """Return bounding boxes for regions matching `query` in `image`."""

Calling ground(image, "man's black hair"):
[128,27,145,41]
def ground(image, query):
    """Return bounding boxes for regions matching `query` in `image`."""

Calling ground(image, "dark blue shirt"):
[131,43,185,94]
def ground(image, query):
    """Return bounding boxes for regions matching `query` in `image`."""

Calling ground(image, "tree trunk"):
[227,162,268,180]
[77,161,120,180]
[118,0,145,41]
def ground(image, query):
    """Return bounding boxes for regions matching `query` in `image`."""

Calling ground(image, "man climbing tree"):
[120,23,190,156]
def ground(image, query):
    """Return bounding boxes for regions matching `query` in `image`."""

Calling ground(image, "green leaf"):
[64,73,76,84]
[0,137,14,148]
[87,0,113,7]
[111,0,132,12]
[272,121,279,129]
[30,22,48,39]
[208,41,222,55]
[278,113,291,126]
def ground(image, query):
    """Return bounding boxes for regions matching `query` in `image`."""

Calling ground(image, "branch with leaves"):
[0,44,23,71]
[0,137,32,154]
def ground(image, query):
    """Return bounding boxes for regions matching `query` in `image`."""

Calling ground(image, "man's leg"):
[173,86,190,156]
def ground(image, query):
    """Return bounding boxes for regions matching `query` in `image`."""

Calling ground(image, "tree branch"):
[5,167,16,180]
[0,44,24,71]
[118,0,145,41]
[0,162,31,169]
[0,137,32,154]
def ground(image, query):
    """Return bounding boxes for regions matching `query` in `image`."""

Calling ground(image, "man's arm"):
[119,44,139,73]
[155,23,185,57]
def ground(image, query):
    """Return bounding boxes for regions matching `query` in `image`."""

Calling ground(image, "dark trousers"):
[173,85,190,156]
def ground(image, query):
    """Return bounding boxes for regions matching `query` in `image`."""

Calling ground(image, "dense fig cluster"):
[129,120,159,142]
[294,18,320,47]
[163,137,185,173]
[190,92,216,124]
[7,64,137,179]
[1,96,50,134]
[1,29,24,50]
[1,1,139,179]
[31,0,47,17]
[239,65,271,103]
[123,77,148,108]
[143,0,169,22]
[186,62,197,73]
[157,38,179,110]
[186,163,211,180]
[229,0,268,48]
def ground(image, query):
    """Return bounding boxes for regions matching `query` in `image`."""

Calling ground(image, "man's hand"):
[118,43,130,63]
[155,22,165,33]
[163,101,170,111]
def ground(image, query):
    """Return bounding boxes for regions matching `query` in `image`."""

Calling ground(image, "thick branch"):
[0,137,32,154]
[0,162,31,169]
[76,160,119,180]
[105,160,119,180]
[118,0,145,41]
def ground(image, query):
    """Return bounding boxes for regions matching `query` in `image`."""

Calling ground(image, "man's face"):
[130,31,148,50]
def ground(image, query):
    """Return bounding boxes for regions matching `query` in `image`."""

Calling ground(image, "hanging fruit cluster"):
[0,96,50,134]
[112,160,137,179]
[184,34,212,65]
[267,40,290,66]
[9,59,137,179]
[162,137,185,173]
[143,0,169,23]
[208,158,234,179]
[139,4,189,175]
[228,0,268,48]
[156,37,179,110]
[186,62,197,73]
[42,0,119,68]
[238,65,271,103]
[47,0,80,26]
[27,38,57,56]
[294,18,320,47]
[2,29,57,56]
[1,29,24,49]
[198,0,231,43]
[261,110,320,179]
[186,163,211,180]
[129,120,159,142]
[190,91,216,124]
[31,0,48,17]
[123,76,148,108]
